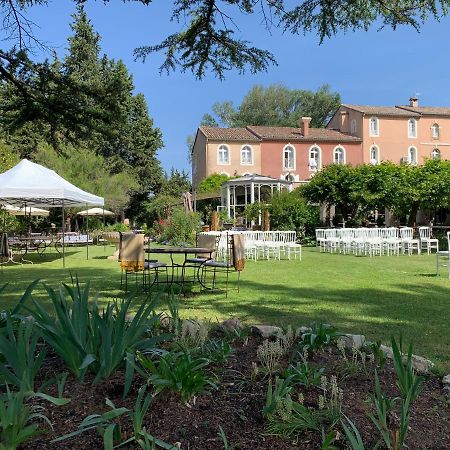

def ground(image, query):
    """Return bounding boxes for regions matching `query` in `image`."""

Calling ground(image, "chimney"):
[340,111,349,132]
[300,117,312,137]
[409,96,418,107]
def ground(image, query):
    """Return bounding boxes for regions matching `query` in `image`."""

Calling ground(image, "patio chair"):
[201,233,245,297]
[120,233,167,291]
[418,226,439,254]
[181,233,219,287]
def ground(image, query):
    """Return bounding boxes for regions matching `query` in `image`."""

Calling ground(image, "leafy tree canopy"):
[206,84,340,128]
[0,141,19,173]
[301,160,450,226]
[34,142,137,213]
[1,0,447,85]
[198,173,231,193]
[0,6,164,217]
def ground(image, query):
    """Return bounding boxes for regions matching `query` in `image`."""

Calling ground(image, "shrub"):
[152,208,201,245]
[298,323,341,355]
[263,376,341,438]
[53,386,176,449]
[198,173,230,193]
[0,313,46,392]
[104,222,131,232]
[0,386,52,450]
[19,281,169,393]
[268,191,320,240]
[135,348,218,404]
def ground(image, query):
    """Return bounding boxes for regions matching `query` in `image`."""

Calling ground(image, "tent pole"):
[103,207,106,252]
[86,203,89,260]
[62,200,65,268]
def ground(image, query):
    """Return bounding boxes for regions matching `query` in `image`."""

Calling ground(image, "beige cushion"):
[120,233,144,271]
[196,234,217,258]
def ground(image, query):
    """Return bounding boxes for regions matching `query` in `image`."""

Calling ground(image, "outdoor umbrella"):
[77,207,115,216]
[0,159,104,267]
[4,205,50,217]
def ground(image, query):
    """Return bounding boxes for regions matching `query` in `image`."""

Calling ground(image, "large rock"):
[251,325,282,338]
[443,375,450,394]
[379,344,433,373]
[341,334,366,350]
[182,319,201,336]
[221,317,242,332]
[380,344,394,359]
[410,355,434,373]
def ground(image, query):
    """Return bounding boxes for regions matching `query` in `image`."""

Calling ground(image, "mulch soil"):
[23,333,450,450]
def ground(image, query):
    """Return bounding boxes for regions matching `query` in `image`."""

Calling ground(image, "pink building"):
[327,97,450,165]
[191,119,361,189]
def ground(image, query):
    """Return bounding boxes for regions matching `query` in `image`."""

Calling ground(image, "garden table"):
[145,246,214,289]
[8,236,54,263]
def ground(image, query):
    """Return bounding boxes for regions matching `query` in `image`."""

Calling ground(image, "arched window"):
[309,145,321,171]
[217,144,230,165]
[333,146,345,165]
[283,145,295,170]
[408,118,417,138]
[431,148,441,160]
[369,117,379,136]
[431,123,440,139]
[350,119,357,134]
[370,145,380,165]
[408,146,417,165]
[240,145,253,165]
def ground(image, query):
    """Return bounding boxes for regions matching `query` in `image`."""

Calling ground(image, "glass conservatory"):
[220,174,292,220]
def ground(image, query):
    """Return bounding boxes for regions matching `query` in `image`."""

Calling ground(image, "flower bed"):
[1,284,449,449]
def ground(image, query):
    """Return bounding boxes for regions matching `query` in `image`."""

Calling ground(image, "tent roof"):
[0,159,104,208]
[78,207,115,216]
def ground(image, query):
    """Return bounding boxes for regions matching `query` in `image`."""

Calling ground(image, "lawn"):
[1,244,450,373]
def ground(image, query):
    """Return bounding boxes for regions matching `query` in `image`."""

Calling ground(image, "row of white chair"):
[201,231,302,261]
[315,227,439,256]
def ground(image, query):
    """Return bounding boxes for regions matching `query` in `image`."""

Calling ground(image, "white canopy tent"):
[0,159,104,266]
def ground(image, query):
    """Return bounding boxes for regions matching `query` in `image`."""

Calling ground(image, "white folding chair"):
[418,226,439,254]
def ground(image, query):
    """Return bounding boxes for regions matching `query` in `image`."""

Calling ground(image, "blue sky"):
[24,1,450,175]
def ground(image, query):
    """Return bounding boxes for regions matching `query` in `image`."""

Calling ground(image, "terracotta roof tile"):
[342,104,420,117]
[246,126,361,142]
[396,105,450,116]
[199,126,260,142]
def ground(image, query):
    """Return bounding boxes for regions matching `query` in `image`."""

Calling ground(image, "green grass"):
[1,244,450,372]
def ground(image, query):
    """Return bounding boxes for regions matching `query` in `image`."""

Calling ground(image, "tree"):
[0,1,446,145]
[301,161,450,226]
[33,142,137,213]
[268,191,319,238]
[0,6,164,218]
[160,169,192,198]
[207,84,340,128]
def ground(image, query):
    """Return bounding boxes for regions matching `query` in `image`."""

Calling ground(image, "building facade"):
[191,118,362,188]
[327,97,450,165]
